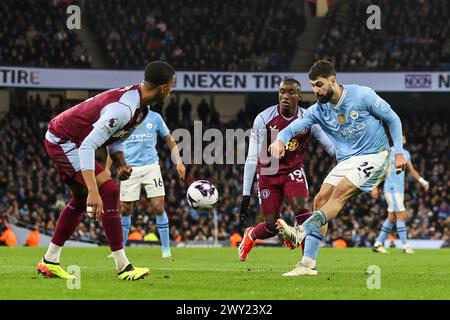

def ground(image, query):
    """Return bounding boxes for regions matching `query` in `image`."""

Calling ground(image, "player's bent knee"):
[154,205,165,216]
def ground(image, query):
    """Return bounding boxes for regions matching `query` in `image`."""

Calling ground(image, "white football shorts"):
[384,191,405,212]
[120,163,165,202]
[323,150,390,192]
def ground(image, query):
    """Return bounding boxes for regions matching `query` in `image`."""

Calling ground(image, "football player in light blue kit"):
[106,110,185,258]
[269,60,408,276]
[372,135,429,254]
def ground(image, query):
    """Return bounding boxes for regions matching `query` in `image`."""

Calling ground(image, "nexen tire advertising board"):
[1,67,449,92]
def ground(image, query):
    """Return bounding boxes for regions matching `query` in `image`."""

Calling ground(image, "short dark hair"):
[282,78,301,92]
[308,60,336,80]
[144,61,175,86]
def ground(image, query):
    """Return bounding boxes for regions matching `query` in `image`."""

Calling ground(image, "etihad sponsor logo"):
[341,123,366,138]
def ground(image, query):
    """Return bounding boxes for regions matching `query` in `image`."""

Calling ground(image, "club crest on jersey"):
[260,189,270,200]
[337,114,346,124]
[350,110,359,120]
[287,139,299,151]
[146,123,153,130]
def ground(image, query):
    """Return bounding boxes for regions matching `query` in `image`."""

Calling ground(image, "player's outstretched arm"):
[363,89,407,172]
[311,124,335,157]
[164,134,185,181]
[270,114,315,159]
[241,116,264,223]
[407,162,429,191]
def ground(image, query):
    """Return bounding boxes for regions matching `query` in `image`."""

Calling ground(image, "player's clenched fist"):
[394,153,407,174]
[116,165,133,181]
[268,140,286,159]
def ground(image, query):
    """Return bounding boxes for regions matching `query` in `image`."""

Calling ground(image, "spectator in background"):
[85,0,305,71]
[25,226,40,247]
[165,98,179,127]
[316,0,449,71]
[197,99,210,124]
[181,98,192,127]
[0,219,17,247]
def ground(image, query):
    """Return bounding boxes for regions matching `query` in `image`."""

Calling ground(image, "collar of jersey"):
[328,87,347,110]
[277,104,299,121]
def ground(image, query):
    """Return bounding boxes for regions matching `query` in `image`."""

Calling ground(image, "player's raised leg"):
[278,177,360,247]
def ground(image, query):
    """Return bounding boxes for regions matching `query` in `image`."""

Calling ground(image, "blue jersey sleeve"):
[404,149,411,164]
[157,114,170,138]
[362,89,404,155]
[277,108,317,145]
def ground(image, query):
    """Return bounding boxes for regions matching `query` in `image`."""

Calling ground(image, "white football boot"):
[403,243,415,254]
[276,219,306,247]
[283,262,318,277]
[372,241,389,253]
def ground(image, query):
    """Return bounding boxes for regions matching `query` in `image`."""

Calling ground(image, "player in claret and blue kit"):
[37,61,176,281]
[270,60,408,276]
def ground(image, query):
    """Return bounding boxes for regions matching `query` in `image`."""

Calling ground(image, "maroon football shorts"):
[257,168,309,216]
[45,138,105,186]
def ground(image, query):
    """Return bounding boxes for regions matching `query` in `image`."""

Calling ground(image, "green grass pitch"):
[0,247,449,300]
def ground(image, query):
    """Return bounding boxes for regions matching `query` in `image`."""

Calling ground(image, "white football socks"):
[301,256,317,269]
[112,249,130,273]
[44,242,62,264]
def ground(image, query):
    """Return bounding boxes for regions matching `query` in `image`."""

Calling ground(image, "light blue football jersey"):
[123,111,170,167]
[384,147,411,193]
[278,84,404,162]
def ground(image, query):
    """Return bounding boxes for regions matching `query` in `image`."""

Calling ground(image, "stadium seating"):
[0,0,91,68]
[1,95,448,247]
[85,0,305,71]
[315,0,450,70]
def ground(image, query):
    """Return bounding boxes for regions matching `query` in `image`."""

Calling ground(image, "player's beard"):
[317,84,334,103]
